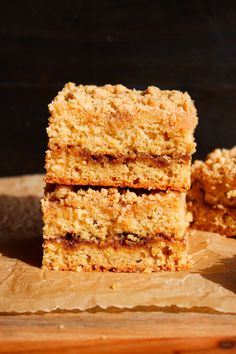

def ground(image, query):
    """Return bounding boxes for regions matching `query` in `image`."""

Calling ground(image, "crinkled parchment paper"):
[0,175,235,314]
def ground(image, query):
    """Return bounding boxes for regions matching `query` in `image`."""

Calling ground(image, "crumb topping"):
[49,82,197,120]
[191,146,236,207]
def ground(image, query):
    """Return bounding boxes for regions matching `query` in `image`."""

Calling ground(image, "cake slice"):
[42,185,189,272]
[188,147,236,237]
[45,83,198,191]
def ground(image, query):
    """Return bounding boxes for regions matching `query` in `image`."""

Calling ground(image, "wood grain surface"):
[1,312,236,353]
[1,337,236,354]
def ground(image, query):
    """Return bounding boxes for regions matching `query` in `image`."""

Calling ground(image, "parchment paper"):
[0,175,235,314]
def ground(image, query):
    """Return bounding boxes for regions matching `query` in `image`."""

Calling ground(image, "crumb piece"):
[110,283,120,290]
[58,324,65,329]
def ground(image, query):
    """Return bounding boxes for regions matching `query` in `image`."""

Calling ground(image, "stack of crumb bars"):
[42,83,198,272]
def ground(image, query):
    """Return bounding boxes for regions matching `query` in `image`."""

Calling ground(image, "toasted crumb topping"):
[192,146,236,185]
[49,82,197,120]
[191,146,236,207]
[193,147,236,177]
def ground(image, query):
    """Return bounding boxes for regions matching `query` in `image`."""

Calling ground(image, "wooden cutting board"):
[1,311,236,353]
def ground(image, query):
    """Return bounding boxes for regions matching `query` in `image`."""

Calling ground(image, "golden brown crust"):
[45,176,188,191]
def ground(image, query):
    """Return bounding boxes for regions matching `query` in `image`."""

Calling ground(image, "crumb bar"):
[42,185,189,272]
[46,83,198,190]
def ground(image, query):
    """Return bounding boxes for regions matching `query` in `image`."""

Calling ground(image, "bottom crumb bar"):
[42,184,189,272]
[43,236,189,272]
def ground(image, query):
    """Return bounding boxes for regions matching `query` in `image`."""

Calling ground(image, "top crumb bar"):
[48,83,197,157]
[46,83,198,190]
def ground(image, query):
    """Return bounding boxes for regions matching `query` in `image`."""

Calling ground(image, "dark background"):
[1,0,235,177]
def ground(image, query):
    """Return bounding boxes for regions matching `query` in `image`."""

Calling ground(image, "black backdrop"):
[1,0,236,176]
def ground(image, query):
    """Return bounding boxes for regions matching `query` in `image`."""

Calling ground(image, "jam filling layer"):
[49,232,185,251]
[50,145,191,167]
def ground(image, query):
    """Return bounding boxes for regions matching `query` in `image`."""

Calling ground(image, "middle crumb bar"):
[42,185,189,272]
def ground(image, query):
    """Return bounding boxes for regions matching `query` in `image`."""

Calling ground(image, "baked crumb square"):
[45,83,198,191]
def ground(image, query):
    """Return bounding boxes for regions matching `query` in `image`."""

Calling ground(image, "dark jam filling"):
[58,232,179,251]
